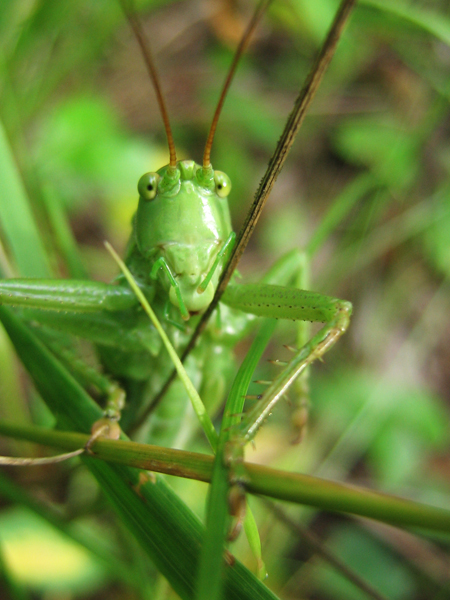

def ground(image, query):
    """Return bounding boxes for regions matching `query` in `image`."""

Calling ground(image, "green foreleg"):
[238,302,351,443]
[0,279,143,312]
[221,281,352,443]
[258,250,312,440]
[222,283,347,323]
[150,257,189,320]
[0,278,164,418]
[0,278,162,355]
[198,231,236,292]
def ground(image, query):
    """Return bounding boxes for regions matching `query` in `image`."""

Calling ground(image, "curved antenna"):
[120,0,177,168]
[202,0,273,169]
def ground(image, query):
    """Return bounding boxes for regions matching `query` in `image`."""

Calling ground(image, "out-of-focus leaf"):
[34,95,166,210]
[0,120,51,277]
[422,186,450,277]
[0,507,106,595]
[314,370,449,485]
[360,0,450,47]
[331,116,419,190]
[314,526,416,600]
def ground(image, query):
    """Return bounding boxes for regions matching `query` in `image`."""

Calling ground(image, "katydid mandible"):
[0,0,352,457]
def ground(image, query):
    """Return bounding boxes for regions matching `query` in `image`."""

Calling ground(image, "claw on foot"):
[85,417,121,454]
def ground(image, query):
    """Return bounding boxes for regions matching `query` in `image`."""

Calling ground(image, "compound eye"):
[214,171,231,198]
[138,172,160,201]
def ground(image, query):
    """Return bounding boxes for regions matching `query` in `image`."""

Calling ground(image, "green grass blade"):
[196,442,233,600]
[197,320,276,600]
[243,502,266,581]
[306,172,376,257]
[41,183,88,279]
[0,119,51,278]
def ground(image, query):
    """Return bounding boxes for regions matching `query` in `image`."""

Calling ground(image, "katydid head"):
[135,160,233,318]
[124,0,266,318]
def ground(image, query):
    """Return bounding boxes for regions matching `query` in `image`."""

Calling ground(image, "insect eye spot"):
[138,172,160,201]
[214,171,231,198]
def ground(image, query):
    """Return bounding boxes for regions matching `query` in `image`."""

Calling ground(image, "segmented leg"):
[221,284,352,535]
[237,299,351,444]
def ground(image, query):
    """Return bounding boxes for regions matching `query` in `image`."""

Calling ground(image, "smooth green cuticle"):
[158,165,181,195]
[196,164,215,191]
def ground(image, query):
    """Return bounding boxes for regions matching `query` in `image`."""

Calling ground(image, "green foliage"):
[315,526,416,600]
[0,1,450,599]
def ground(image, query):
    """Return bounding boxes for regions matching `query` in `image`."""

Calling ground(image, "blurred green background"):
[0,0,450,598]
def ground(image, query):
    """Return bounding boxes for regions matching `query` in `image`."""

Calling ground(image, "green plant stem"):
[1,420,449,535]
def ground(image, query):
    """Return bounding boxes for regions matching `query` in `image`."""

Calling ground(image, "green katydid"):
[0,0,352,464]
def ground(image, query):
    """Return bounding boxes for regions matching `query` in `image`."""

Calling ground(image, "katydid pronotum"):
[0,0,352,539]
